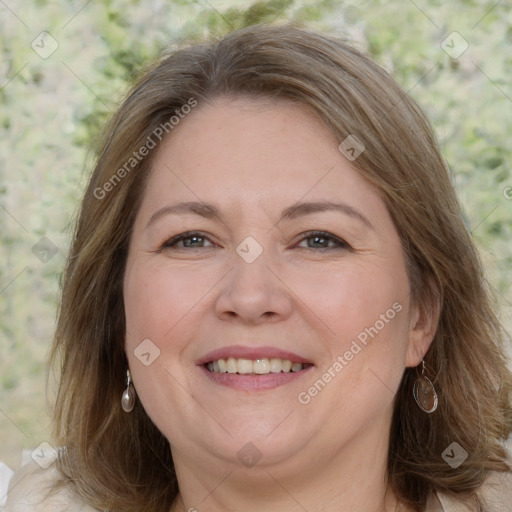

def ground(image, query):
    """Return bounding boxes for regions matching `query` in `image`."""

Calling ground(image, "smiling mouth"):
[205,357,313,375]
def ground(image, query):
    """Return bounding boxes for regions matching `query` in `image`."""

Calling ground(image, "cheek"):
[123,259,221,344]
[294,260,411,407]
[292,259,410,348]
[312,265,409,404]
[123,261,207,437]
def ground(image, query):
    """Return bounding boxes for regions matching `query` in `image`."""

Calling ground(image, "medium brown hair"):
[50,24,512,511]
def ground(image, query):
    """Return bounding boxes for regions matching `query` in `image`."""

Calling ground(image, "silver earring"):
[413,360,438,413]
[121,369,136,413]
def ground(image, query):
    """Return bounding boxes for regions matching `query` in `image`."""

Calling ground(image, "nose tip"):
[214,242,293,324]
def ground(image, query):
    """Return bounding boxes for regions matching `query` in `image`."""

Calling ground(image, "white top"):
[2,439,512,512]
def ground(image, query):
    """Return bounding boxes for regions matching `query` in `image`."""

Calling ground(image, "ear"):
[405,280,441,368]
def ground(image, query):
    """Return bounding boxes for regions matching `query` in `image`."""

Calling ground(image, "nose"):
[214,245,294,325]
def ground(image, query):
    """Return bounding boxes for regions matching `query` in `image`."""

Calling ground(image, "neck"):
[168,417,405,512]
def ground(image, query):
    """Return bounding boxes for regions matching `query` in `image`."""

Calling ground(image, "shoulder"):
[3,459,99,512]
[434,435,512,512]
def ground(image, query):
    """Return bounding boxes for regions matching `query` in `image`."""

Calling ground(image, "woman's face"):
[123,97,429,474]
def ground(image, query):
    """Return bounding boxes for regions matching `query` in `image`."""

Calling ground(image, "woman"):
[5,24,512,512]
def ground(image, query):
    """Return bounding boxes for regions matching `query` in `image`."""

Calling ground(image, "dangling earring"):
[121,369,136,413]
[413,360,438,413]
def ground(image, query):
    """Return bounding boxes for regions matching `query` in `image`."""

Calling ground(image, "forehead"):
[139,96,387,224]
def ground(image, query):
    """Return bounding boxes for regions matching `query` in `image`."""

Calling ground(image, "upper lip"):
[196,345,313,365]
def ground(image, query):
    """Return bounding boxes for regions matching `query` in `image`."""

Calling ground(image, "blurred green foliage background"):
[1,0,511,469]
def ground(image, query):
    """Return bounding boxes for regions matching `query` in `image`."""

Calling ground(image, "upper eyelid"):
[160,231,215,248]
[296,231,348,246]
[161,230,351,249]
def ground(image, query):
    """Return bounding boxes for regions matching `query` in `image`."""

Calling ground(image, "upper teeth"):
[207,358,305,374]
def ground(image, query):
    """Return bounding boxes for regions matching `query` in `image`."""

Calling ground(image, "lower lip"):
[199,365,313,391]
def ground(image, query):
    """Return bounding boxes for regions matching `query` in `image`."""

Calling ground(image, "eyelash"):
[159,232,208,250]
[159,230,351,251]
[300,231,352,251]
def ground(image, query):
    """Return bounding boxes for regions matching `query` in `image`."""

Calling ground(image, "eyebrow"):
[145,200,374,231]
[146,202,224,229]
[281,201,374,230]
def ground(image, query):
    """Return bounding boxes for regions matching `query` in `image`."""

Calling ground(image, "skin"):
[123,97,438,512]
